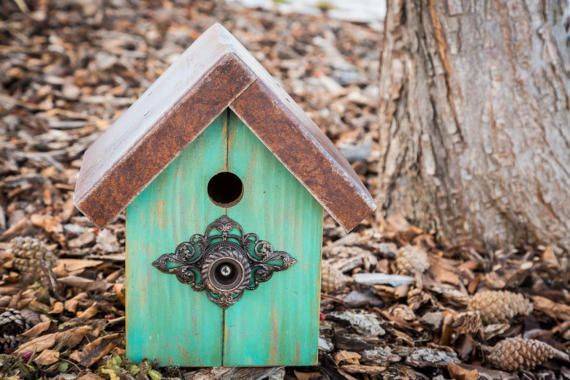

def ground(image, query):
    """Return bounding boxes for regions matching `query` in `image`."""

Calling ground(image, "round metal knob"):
[202,241,250,295]
[210,258,243,290]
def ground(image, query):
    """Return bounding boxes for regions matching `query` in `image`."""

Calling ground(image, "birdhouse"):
[73,24,375,367]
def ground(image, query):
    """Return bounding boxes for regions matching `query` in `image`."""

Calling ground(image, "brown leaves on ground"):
[0,0,568,379]
[320,217,569,378]
[33,349,60,366]
[69,333,121,367]
[447,363,479,380]
[15,325,93,356]
[532,295,570,321]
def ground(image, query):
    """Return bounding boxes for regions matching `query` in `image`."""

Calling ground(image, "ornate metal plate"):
[152,215,297,308]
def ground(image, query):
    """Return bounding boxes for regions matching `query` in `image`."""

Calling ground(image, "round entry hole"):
[207,172,243,207]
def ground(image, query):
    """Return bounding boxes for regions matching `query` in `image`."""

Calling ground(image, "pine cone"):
[10,237,55,284]
[487,337,567,371]
[321,261,351,293]
[0,334,18,353]
[395,245,430,275]
[0,308,40,353]
[468,290,532,324]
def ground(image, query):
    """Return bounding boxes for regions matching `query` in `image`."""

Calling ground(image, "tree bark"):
[377,0,569,251]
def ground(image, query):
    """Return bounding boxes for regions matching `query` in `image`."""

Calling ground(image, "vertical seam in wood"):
[224,109,229,217]
[221,311,226,365]
[221,108,230,365]
[225,108,230,180]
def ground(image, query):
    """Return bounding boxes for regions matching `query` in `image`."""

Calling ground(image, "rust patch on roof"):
[74,23,375,231]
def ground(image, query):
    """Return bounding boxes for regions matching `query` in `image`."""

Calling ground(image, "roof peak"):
[74,23,375,231]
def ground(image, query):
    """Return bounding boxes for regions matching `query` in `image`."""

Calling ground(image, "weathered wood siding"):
[126,114,227,366]
[224,112,323,366]
[126,110,322,366]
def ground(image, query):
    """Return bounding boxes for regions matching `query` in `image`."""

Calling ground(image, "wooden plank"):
[224,111,323,366]
[126,113,227,366]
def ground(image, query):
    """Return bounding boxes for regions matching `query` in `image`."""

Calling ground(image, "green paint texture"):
[126,110,323,366]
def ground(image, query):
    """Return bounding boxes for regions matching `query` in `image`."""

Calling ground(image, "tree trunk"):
[377,0,569,251]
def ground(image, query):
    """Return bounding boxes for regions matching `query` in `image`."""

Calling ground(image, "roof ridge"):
[74,23,375,231]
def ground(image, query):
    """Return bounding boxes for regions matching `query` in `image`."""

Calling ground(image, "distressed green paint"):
[224,111,323,366]
[126,113,227,366]
[125,110,323,367]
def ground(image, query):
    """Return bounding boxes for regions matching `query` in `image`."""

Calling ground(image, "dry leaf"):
[429,256,461,286]
[447,363,478,380]
[113,283,125,306]
[78,302,99,320]
[15,332,57,354]
[22,320,51,338]
[34,349,60,366]
[481,323,510,340]
[541,246,560,268]
[30,214,63,234]
[57,325,93,350]
[334,350,361,365]
[50,301,64,314]
[340,364,385,375]
[28,300,50,314]
[58,276,95,289]
[67,231,96,249]
[65,292,88,313]
[532,295,570,321]
[70,333,121,367]
[54,259,103,276]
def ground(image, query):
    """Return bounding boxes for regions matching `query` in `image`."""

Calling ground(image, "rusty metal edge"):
[74,53,256,226]
[74,23,376,231]
[230,75,375,232]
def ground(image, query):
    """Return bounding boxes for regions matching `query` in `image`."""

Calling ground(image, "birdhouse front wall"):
[125,110,323,367]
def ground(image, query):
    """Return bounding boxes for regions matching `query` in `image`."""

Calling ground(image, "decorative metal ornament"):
[152,215,297,308]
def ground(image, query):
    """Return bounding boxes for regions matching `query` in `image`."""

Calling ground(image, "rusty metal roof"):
[73,23,376,231]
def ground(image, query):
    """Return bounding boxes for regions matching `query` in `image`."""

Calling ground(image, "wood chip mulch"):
[0,1,568,379]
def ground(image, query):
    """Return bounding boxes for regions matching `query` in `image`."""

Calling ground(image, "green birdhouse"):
[74,23,375,367]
